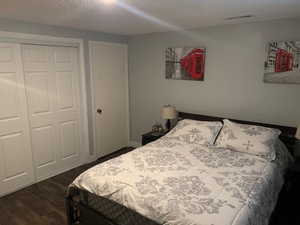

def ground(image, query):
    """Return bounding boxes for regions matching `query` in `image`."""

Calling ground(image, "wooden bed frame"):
[66,112,297,225]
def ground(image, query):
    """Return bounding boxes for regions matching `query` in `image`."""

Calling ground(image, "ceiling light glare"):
[102,0,117,5]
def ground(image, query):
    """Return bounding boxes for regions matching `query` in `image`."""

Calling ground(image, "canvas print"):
[264,41,300,84]
[165,47,206,81]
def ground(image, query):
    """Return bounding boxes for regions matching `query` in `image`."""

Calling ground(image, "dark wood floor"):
[0,146,298,225]
[0,147,134,225]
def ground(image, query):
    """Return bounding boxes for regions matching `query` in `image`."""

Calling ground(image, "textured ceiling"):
[1,0,300,35]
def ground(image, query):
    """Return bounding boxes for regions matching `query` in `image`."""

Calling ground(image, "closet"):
[0,42,82,196]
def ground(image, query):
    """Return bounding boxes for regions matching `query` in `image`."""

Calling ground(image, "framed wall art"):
[264,41,300,84]
[165,47,206,81]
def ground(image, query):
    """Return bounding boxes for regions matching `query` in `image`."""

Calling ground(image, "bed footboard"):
[66,187,80,225]
[66,187,119,225]
[66,186,161,225]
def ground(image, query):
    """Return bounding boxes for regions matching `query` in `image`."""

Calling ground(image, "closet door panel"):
[54,47,78,112]
[0,43,34,196]
[22,45,59,181]
[60,121,79,160]
[26,72,51,114]
[0,133,32,192]
[56,71,75,110]
[0,119,22,136]
[22,45,81,181]
[54,47,81,170]
[22,46,49,71]
[31,125,56,179]
[0,73,19,119]
[1,133,27,178]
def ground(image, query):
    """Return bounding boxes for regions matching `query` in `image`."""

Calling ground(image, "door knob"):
[97,109,103,114]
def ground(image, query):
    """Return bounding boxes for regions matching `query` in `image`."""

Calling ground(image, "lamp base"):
[165,119,171,131]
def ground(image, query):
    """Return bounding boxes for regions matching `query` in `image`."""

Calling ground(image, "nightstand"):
[271,154,300,224]
[288,142,300,188]
[265,142,300,225]
[278,142,300,194]
[282,141,300,200]
[271,157,300,225]
[286,157,300,188]
[292,140,300,158]
[142,131,165,145]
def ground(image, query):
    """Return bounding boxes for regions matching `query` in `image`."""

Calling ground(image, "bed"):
[66,112,297,225]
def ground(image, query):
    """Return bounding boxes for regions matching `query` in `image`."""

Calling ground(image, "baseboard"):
[129,141,141,148]
[36,161,84,183]
[0,180,36,198]
[85,154,98,164]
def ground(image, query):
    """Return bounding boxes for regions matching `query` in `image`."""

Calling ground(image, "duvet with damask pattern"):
[71,136,292,225]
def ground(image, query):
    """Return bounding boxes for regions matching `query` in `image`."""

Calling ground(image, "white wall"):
[128,18,300,142]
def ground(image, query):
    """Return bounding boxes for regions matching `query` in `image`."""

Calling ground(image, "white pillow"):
[165,119,223,146]
[215,119,281,160]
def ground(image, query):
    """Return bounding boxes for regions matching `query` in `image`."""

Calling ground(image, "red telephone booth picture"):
[165,47,206,81]
[288,53,294,71]
[264,41,300,84]
[180,49,205,80]
[275,49,290,73]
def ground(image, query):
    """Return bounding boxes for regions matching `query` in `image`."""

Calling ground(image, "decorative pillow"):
[215,119,281,160]
[165,119,223,146]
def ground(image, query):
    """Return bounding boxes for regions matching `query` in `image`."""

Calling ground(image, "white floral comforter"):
[71,136,292,225]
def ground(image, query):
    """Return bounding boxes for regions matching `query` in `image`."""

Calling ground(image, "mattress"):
[69,136,292,225]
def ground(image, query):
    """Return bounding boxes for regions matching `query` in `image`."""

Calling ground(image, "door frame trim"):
[0,31,90,165]
[89,41,130,159]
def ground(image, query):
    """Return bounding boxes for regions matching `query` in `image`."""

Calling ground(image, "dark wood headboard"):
[178,111,297,153]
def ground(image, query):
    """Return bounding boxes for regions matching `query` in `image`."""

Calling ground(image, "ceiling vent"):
[225,15,254,20]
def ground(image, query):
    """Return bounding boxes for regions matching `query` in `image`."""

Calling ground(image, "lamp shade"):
[296,125,300,140]
[161,105,177,120]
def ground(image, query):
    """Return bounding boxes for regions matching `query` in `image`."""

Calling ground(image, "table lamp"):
[161,105,177,131]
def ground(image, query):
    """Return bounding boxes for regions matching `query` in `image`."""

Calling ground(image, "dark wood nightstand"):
[270,151,300,225]
[285,157,300,190]
[281,156,300,214]
[278,143,300,203]
[282,140,300,195]
[292,140,300,158]
[142,131,165,145]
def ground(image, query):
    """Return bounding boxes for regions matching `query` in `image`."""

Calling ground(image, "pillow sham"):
[165,119,223,146]
[215,119,281,160]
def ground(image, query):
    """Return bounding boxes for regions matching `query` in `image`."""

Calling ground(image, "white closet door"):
[53,46,81,172]
[0,43,34,196]
[22,45,81,181]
